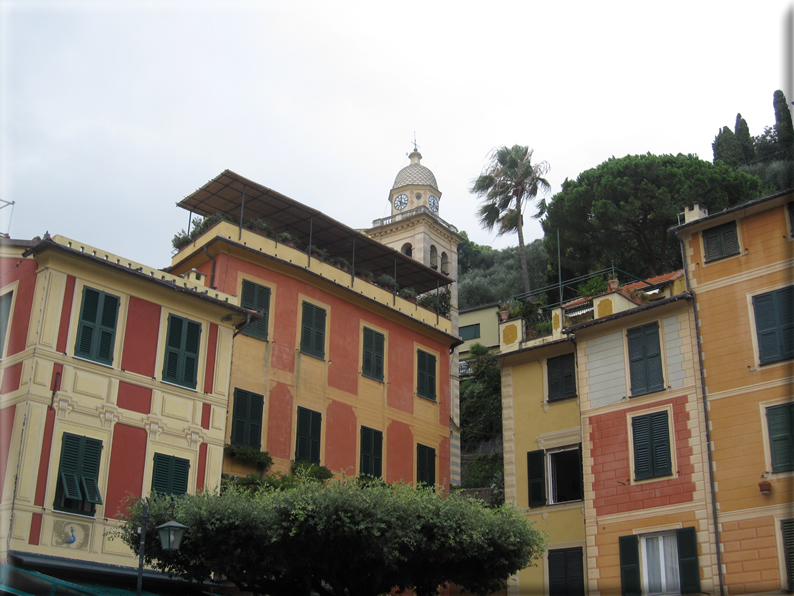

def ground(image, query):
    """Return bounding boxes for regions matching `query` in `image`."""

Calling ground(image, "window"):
[360,426,383,478]
[782,519,794,591]
[548,547,585,596]
[54,433,103,516]
[0,290,12,358]
[417,444,435,487]
[753,286,793,365]
[162,314,202,389]
[527,445,583,507]
[75,287,119,366]
[766,402,794,473]
[151,453,190,496]
[459,324,480,341]
[619,528,700,596]
[703,221,739,262]
[548,353,576,401]
[300,302,326,359]
[628,322,664,396]
[417,350,436,400]
[362,328,384,381]
[632,411,672,480]
[231,389,264,450]
[240,280,270,341]
[296,406,321,464]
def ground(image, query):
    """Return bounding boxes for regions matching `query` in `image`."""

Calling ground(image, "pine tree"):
[734,113,755,164]
[773,90,794,159]
[712,126,743,166]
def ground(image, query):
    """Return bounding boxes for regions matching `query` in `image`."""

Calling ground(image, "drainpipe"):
[203,247,217,290]
[677,230,725,596]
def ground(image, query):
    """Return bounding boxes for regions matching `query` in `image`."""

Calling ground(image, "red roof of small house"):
[561,270,685,309]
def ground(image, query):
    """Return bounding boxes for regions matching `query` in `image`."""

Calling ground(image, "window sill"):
[52,508,97,519]
[160,379,198,392]
[547,394,578,404]
[72,355,115,369]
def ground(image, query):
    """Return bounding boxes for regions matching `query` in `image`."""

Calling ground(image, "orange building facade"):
[168,170,459,489]
[673,191,794,595]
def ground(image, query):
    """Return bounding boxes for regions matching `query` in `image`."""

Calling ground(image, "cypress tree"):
[773,90,794,159]
[734,113,755,164]
[712,126,742,167]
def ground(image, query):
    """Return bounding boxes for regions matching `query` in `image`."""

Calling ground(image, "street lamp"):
[136,505,187,596]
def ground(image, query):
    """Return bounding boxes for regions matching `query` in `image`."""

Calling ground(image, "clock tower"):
[368,148,463,485]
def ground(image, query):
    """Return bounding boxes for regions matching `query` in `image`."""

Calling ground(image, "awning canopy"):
[176,170,453,295]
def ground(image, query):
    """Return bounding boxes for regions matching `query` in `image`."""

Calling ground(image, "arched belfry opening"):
[401,242,413,257]
[430,245,438,270]
[441,252,449,276]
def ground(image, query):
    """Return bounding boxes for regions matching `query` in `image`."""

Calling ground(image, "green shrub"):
[223,444,273,472]
[291,460,334,481]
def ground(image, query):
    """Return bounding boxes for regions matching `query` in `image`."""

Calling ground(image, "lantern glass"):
[156,520,187,551]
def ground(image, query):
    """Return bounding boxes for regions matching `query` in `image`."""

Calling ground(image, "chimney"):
[684,203,709,223]
[607,279,619,292]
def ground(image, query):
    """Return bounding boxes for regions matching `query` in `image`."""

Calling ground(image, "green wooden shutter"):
[312,305,326,359]
[182,319,201,388]
[372,429,382,478]
[753,287,794,365]
[363,328,374,378]
[59,434,84,501]
[676,526,701,595]
[628,326,647,395]
[80,437,103,504]
[300,302,314,355]
[232,389,251,446]
[782,519,794,591]
[417,444,435,486]
[75,287,100,359]
[0,291,13,358]
[360,427,383,478]
[163,315,183,383]
[548,549,567,596]
[527,450,546,507]
[309,409,322,464]
[300,303,325,359]
[632,415,652,479]
[417,351,428,397]
[703,222,739,262]
[247,393,264,450]
[644,323,664,392]
[241,280,270,340]
[373,331,384,381]
[548,356,561,401]
[95,293,119,365]
[767,403,794,472]
[650,411,672,476]
[171,457,190,495]
[426,353,436,399]
[562,353,576,398]
[619,534,641,596]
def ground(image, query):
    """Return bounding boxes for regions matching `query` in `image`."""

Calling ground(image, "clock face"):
[429,195,439,212]
[394,194,408,210]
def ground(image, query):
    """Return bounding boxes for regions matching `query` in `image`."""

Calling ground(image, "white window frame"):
[640,530,681,596]
[546,445,583,505]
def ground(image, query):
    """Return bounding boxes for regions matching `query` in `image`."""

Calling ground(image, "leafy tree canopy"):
[712,126,743,167]
[115,481,545,596]
[460,343,502,454]
[458,240,548,309]
[538,153,760,280]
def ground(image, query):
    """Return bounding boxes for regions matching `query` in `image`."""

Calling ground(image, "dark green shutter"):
[548,547,584,596]
[296,407,321,464]
[629,323,663,396]
[75,288,119,365]
[417,444,435,487]
[619,534,641,596]
[676,526,701,595]
[152,453,190,495]
[548,550,566,596]
[300,302,325,359]
[162,315,201,388]
[247,393,264,450]
[417,350,436,399]
[754,287,794,365]
[527,450,546,507]
[80,438,103,504]
[241,280,270,340]
[373,330,384,381]
[767,403,794,473]
[59,434,84,500]
[363,328,385,381]
[548,356,561,401]
[360,426,383,478]
[782,519,794,591]
[0,291,12,358]
[703,222,739,262]
[232,389,263,449]
[650,411,672,476]
[632,415,652,479]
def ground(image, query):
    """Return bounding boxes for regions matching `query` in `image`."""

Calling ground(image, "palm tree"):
[471,145,550,294]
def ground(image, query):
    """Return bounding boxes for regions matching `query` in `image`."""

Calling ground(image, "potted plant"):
[418,293,439,312]
[172,230,191,251]
[356,268,374,282]
[309,245,330,261]
[278,232,300,248]
[375,274,398,291]
[330,256,351,272]
[398,287,417,303]
[245,218,274,237]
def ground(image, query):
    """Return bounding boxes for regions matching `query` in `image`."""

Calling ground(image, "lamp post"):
[136,504,188,596]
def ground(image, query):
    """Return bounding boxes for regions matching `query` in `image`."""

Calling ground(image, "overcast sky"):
[1,1,792,269]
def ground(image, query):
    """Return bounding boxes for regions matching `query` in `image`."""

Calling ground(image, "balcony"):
[371,206,459,234]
